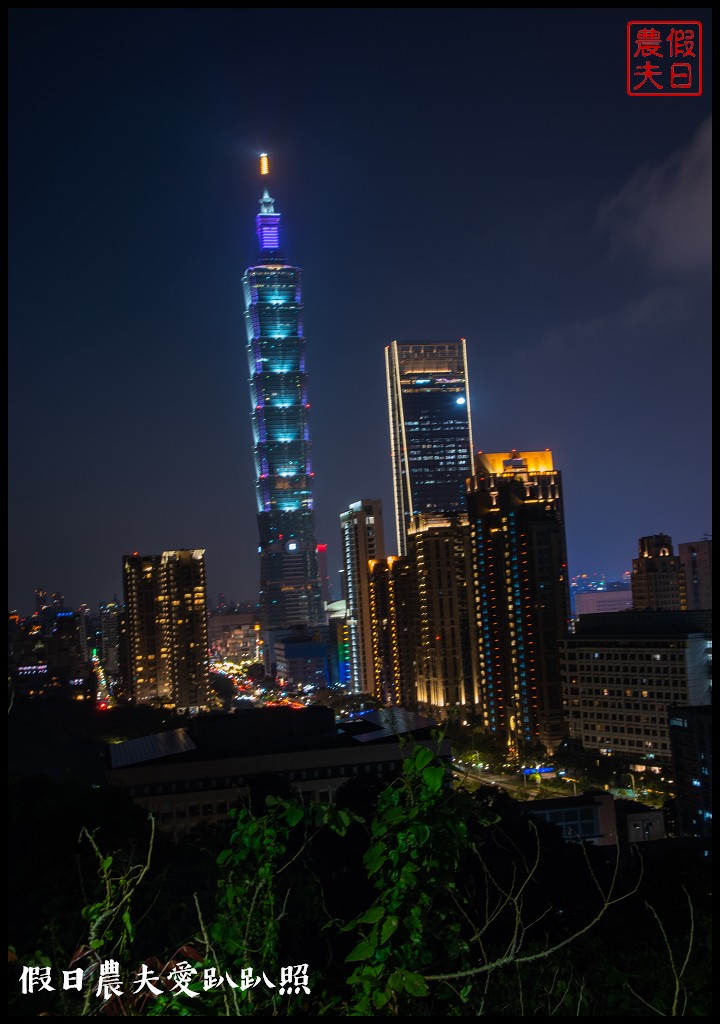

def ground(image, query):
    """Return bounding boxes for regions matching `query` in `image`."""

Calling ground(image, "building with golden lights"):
[122,549,209,712]
[631,535,688,611]
[466,450,572,756]
[409,514,475,713]
[368,554,417,707]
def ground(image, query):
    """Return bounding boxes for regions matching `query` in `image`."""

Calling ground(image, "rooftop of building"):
[107,706,444,771]
[572,609,712,638]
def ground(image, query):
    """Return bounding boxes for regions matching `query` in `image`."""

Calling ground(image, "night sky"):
[8,8,712,616]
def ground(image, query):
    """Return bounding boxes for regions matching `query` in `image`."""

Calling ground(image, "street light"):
[562,776,578,797]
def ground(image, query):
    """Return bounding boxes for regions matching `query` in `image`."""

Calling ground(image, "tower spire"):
[255,152,282,258]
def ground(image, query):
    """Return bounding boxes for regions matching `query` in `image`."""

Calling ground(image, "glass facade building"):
[243,162,324,647]
[385,340,474,556]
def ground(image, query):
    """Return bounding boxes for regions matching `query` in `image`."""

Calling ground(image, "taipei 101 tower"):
[242,154,325,666]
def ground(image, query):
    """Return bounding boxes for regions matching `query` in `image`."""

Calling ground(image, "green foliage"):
[8,737,713,1017]
[340,741,476,1015]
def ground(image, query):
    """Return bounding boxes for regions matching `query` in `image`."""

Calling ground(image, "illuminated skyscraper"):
[158,549,210,712]
[466,450,572,756]
[631,535,687,611]
[410,514,475,713]
[123,554,164,703]
[385,340,474,556]
[122,549,209,711]
[243,156,324,660]
[340,499,386,694]
[100,600,121,677]
[368,555,417,707]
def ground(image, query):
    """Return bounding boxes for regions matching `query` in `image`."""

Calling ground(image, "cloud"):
[597,116,712,274]
[511,285,689,364]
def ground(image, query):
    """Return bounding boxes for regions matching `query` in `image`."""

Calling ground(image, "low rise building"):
[525,791,665,846]
[107,706,449,839]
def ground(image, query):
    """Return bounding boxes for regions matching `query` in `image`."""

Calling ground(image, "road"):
[452,763,576,801]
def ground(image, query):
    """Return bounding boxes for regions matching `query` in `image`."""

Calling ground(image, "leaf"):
[365,841,388,876]
[373,989,391,1009]
[101,856,113,872]
[404,972,429,997]
[359,965,380,978]
[122,910,135,942]
[285,804,303,827]
[358,906,385,925]
[345,938,376,963]
[30,952,53,968]
[414,747,434,770]
[383,805,405,824]
[381,915,399,944]
[422,765,444,793]
[400,865,418,887]
[388,970,405,992]
[414,824,430,846]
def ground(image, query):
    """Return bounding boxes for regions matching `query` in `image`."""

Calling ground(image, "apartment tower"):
[340,499,386,694]
[122,549,209,711]
[466,450,572,756]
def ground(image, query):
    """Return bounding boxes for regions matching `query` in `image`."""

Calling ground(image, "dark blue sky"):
[8,8,712,615]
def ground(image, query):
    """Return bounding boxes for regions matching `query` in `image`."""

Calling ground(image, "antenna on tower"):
[259,152,270,177]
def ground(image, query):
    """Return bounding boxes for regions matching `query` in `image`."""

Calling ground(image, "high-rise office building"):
[466,450,572,756]
[385,340,474,556]
[122,549,209,711]
[242,155,324,664]
[678,539,712,611]
[631,535,687,611]
[340,499,387,694]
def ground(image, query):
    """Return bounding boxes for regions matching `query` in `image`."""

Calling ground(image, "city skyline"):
[8,9,712,615]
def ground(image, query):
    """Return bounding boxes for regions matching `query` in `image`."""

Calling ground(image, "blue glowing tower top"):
[243,155,325,648]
